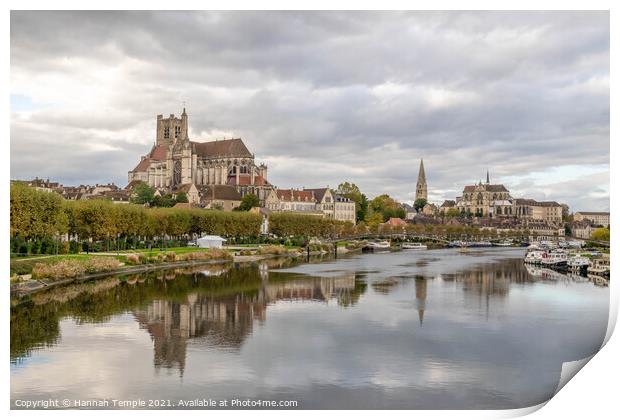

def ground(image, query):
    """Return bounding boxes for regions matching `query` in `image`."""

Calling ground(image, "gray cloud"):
[10,11,609,211]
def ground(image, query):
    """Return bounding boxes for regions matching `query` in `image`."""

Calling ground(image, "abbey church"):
[128,109,272,202]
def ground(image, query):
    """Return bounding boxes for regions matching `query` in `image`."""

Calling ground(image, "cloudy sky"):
[10,11,609,211]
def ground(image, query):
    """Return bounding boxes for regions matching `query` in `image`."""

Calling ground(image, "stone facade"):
[572,221,594,239]
[514,199,563,225]
[334,195,356,224]
[199,185,243,211]
[455,175,513,217]
[574,212,610,227]
[128,109,273,204]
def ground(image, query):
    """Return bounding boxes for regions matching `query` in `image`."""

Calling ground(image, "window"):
[175,126,181,137]
[164,127,170,139]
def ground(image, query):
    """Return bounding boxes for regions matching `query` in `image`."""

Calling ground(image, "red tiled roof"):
[386,217,407,226]
[199,185,243,201]
[132,158,151,172]
[191,138,252,159]
[150,145,168,161]
[125,179,144,190]
[276,189,316,202]
[228,174,269,186]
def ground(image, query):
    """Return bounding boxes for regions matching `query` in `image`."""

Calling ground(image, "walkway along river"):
[10,248,609,409]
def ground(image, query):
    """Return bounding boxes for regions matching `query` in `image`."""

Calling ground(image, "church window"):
[175,126,181,137]
[173,160,182,186]
[164,127,170,139]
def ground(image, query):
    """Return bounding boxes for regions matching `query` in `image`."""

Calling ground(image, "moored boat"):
[402,242,427,250]
[524,250,544,265]
[540,250,568,268]
[567,254,590,272]
[364,241,391,251]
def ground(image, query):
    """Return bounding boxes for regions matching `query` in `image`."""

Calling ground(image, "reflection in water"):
[415,276,426,325]
[132,271,359,375]
[11,258,362,370]
[10,249,609,409]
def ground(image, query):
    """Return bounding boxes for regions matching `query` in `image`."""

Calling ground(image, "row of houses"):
[22,177,357,224]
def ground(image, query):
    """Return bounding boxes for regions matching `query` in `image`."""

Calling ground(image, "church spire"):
[418,159,426,183]
[415,159,428,202]
[486,169,490,184]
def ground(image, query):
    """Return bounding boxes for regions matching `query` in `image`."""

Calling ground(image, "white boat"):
[587,257,610,277]
[493,240,513,247]
[402,242,427,250]
[567,254,590,270]
[524,250,545,264]
[366,241,391,250]
[539,241,556,250]
[450,240,469,248]
[541,250,568,268]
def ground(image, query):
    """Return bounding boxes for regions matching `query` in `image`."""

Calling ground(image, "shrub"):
[126,254,140,265]
[84,257,120,274]
[165,251,177,262]
[257,245,287,255]
[31,257,121,280]
[32,260,85,280]
[181,249,232,261]
[138,254,149,264]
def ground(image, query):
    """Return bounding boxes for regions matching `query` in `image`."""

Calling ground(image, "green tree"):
[175,192,189,204]
[152,194,176,208]
[591,227,610,242]
[236,193,260,211]
[10,182,68,240]
[414,198,427,211]
[369,194,405,222]
[445,208,460,218]
[129,182,155,205]
[561,203,572,223]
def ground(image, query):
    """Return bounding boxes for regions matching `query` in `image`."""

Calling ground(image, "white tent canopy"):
[196,235,227,249]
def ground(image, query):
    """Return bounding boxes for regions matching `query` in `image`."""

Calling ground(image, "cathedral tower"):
[415,159,428,201]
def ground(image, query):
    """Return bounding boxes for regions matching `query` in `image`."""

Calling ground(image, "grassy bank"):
[10,254,125,277]
[10,248,233,281]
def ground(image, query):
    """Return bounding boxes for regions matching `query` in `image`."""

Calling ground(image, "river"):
[10,248,609,409]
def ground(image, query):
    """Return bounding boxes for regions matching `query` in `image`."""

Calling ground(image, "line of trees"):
[10,183,352,254]
[268,213,347,238]
[11,183,264,253]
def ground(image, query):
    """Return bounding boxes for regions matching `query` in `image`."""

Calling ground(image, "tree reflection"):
[11,260,364,367]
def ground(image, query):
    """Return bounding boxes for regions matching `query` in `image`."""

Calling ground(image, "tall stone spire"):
[415,159,428,201]
[486,169,490,184]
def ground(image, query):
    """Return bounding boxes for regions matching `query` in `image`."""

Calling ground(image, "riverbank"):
[10,244,364,299]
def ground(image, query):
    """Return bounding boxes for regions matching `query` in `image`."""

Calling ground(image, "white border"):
[3,2,617,419]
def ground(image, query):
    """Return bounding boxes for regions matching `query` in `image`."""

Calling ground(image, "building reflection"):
[415,276,427,325]
[441,259,532,298]
[133,268,358,375]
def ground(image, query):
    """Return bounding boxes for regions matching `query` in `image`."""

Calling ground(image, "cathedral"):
[455,171,514,217]
[128,109,272,202]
